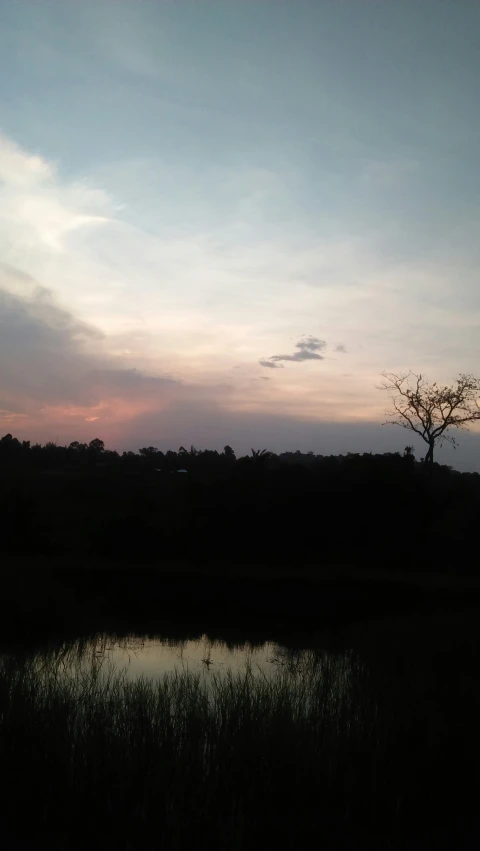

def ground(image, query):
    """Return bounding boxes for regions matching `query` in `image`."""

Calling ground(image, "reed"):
[0,642,476,849]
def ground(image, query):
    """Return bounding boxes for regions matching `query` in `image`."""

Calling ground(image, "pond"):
[2,610,480,850]
[15,631,357,690]
[83,633,288,679]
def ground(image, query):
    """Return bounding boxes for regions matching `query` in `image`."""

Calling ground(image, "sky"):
[0,0,479,468]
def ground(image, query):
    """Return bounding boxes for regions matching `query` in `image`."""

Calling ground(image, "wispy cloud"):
[0,134,114,256]
[0,135,55,186]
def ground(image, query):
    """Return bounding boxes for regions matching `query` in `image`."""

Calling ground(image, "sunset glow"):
[1,2,479,467]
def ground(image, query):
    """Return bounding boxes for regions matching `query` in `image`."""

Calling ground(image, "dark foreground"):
[1,565,480,850]
[4,557,480,646]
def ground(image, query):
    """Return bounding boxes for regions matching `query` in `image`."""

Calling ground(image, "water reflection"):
[32,634,317,680]
[15,633,357,701]
[85,634,281,680]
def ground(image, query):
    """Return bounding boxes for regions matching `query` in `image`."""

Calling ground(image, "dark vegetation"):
[1,431,479,568]
[2,616,480,851]
[1,430,480,642]
[2,432,480,849]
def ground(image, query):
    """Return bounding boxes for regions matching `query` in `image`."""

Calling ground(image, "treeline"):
[0,433,239,472]
[1,433,479,571]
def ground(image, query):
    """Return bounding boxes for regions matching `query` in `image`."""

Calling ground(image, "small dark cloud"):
[260,336,326,368]
[259,359,284,369]
[335,344,347,353]
[296,336,326,353]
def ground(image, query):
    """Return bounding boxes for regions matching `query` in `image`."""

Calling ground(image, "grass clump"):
[0,642,477,850]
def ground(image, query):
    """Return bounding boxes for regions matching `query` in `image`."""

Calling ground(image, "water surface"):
[36,633,350,688]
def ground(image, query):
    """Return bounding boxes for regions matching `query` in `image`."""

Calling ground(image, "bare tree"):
[380,371,480,466]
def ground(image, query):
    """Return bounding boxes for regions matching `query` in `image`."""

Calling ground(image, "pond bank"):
[2,557,480,649]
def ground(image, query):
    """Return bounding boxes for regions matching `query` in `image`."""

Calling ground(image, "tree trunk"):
[425,441,434,467]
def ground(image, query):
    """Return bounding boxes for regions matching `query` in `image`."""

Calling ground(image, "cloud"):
[259,359,284,369]
[0,263,254,448]
[0,134,114,256]
[86,367,175,396]
[1,262,479,473]
[3,131,474,396]
[260,336,327,367]
[1,132,479,469]
[335,344,347,353]
[0,264,181,432]
[0,135,55,187]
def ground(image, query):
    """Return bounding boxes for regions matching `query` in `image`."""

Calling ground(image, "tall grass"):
[0,640,478,850]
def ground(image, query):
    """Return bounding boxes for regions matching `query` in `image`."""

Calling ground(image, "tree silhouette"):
[2,427,480,568]
[381,371,480,466]
[139,446,159,457]
[89,438,105,453]
[87,438,105,465]
[179,446,199,458]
